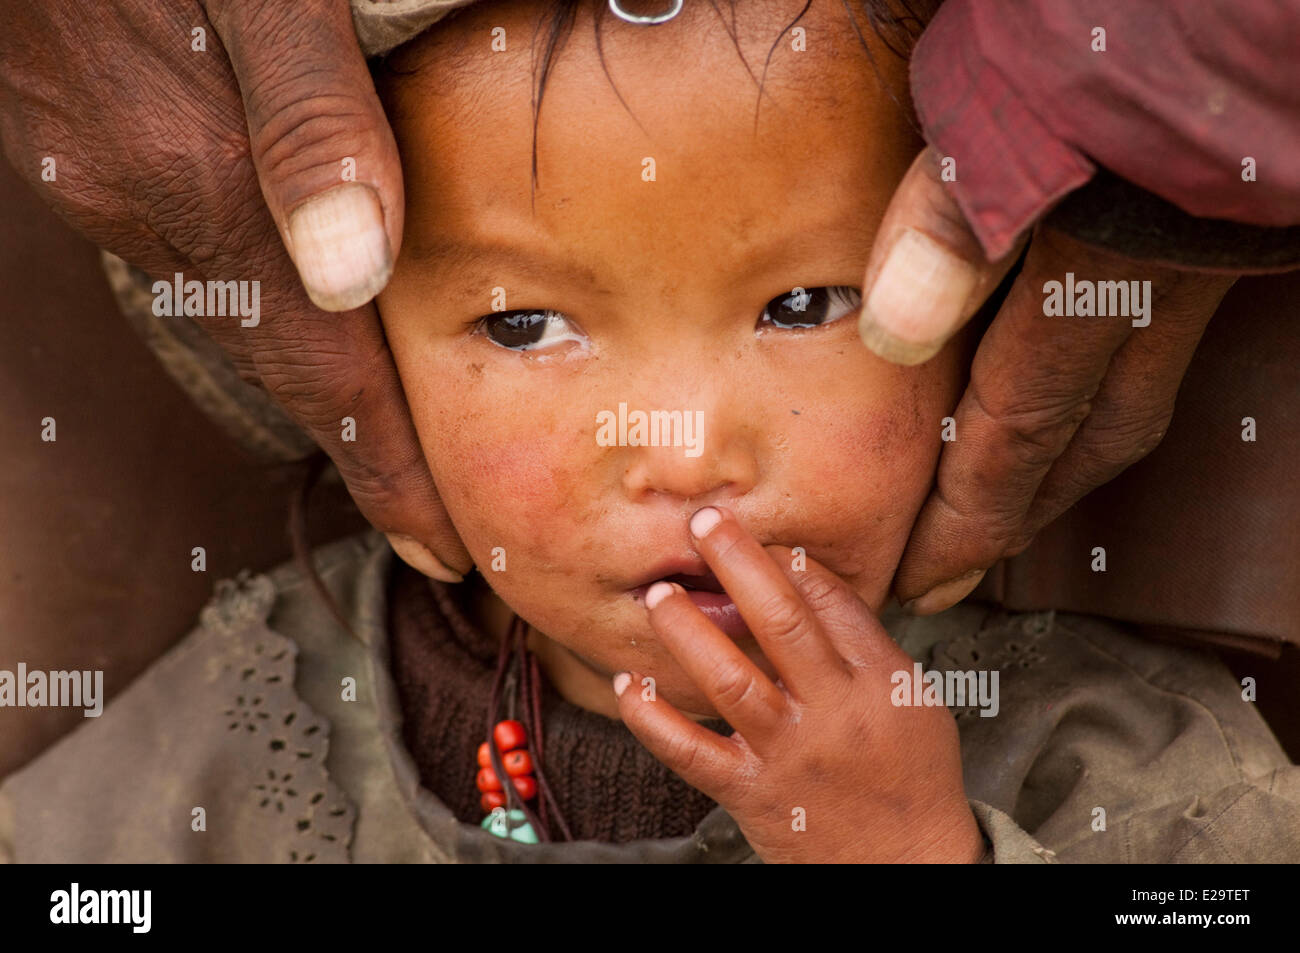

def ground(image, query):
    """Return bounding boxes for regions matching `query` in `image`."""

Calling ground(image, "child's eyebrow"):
[407,235,610,292]
[405,207,874,294]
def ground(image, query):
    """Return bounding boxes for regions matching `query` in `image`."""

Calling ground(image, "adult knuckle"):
[336,464,402,513]
[927,475,1026,558]
[1088,406,1173,467]
[257,345,360,416]
[913,151,978,247]
[251,80,376,191]
[133,140,271,271]
[968,380,1092,470]
[1003,525,1042,558]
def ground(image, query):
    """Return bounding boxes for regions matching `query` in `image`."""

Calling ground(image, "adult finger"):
[200,0,471,577]
[0,2,469,578]
[188,250,471,580]
[205,0,402,311]
[894,228,1185,612]
[858,146,1024,366]
[1019,272,1236,542]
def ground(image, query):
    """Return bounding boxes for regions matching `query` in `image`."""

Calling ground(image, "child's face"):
[377,0,964,717]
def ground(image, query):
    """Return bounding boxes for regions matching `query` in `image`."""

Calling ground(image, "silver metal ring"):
[609,0,684,25]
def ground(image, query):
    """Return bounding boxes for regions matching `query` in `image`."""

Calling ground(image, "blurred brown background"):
[1,154,1296,779]
[0,159,368,777]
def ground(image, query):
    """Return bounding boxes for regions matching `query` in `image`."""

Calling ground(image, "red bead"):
[512,775,537,800]
[477,741,494,769]
[494,720,527,753]
[503,750,533,777]
[480,791,507,812]
[476,767,503,792]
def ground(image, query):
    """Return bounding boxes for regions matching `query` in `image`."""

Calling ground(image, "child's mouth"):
[629,570,753,640]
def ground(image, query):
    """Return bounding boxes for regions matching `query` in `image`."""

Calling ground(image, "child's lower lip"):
[629,585,753,640]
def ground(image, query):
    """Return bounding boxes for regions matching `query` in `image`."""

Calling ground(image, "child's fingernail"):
[385,532,465,583]
[859,228,979,366]
[902,568,986,616]
[287,183,393,312]
[644,581,675,610]
[689,506,723,539]
[612,672,631,697]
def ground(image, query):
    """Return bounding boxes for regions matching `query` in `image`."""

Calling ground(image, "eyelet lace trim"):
[203,570,356,862]
[937,610,1054,721]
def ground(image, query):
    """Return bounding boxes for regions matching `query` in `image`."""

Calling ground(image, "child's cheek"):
[774,373,940,603]
[428,412,600,571]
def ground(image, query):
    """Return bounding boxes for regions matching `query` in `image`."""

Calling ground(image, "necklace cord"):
[485,615,573,842]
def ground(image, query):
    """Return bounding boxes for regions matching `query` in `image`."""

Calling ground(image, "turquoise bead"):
[482,807,537,843]
[508,822,539,844]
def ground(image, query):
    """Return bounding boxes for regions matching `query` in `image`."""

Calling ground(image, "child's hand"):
[614,505,986,864]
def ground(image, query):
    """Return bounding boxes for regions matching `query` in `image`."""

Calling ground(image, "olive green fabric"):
[3,530,1296,863]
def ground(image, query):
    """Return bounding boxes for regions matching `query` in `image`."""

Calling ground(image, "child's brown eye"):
[759,286,862,330]
[474,309,585,351]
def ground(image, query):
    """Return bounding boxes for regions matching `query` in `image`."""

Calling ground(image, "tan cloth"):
[350,0,481,56]
[2,531,1296,863]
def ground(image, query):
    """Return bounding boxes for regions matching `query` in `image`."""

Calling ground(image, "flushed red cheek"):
[786,392,931,494]
[461,435,558,509]
[772,394,936,583]
[441,427,601,562]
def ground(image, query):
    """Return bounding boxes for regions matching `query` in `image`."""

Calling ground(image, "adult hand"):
[0,0,471,579]
[858,148,1237,614]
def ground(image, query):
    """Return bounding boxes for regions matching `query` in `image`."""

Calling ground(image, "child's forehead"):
[377,0,919,272]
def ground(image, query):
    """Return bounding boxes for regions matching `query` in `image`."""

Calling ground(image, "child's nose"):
[617,413,759,503]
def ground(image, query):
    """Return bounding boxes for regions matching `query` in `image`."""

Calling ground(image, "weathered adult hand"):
[858,148,1237,613]
[0,0,471,579]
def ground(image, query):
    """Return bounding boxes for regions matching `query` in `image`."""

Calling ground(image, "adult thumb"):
[858,147,1023,365]
[206,0,402,311]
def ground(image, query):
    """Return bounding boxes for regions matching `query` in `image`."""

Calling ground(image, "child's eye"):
[473,309,586,351]
[758,286,862,330]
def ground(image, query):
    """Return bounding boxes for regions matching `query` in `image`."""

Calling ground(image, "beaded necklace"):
[476,0,686,847]
[477,614,574,843]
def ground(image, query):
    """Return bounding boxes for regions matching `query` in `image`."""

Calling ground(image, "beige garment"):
[2,530,1296,863]
[351,0,483,56]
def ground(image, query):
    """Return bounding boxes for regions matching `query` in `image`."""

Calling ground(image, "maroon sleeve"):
[909,0,1300,261]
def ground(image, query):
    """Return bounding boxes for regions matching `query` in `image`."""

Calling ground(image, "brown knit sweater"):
[386,561,727,843]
